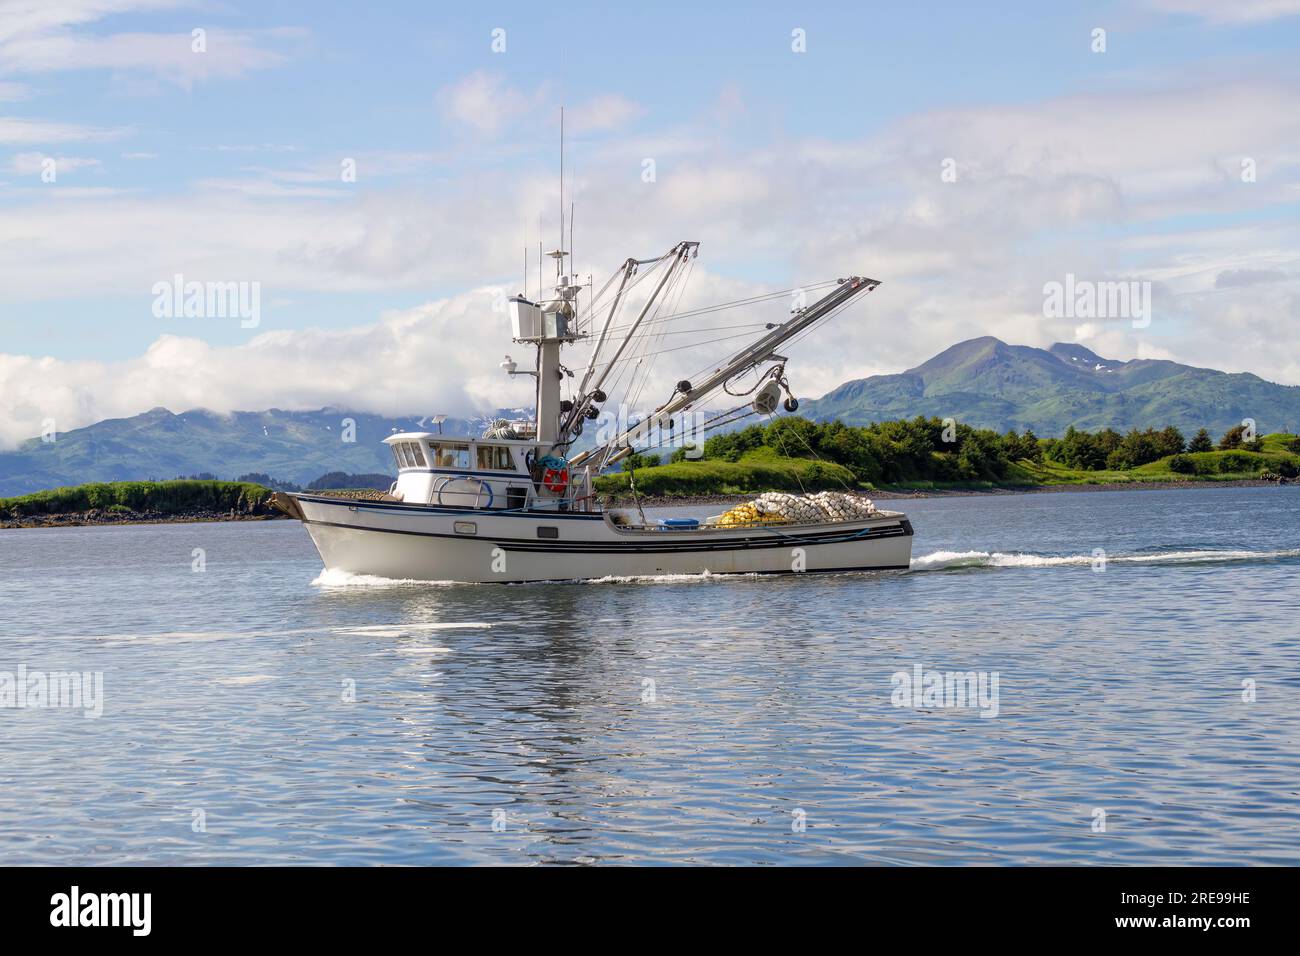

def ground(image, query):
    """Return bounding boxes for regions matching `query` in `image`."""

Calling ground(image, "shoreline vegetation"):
[3,419,1297,529]
[0,479,283,530]
[595,419,1300,500]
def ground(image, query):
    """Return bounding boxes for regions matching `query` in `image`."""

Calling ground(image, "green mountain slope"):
[0,407,513,497]
[5,338,1297,497]
[803,337,1300,436]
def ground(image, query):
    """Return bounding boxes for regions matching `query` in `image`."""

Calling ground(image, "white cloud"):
[193,143,301,153]
[0,1,300,87]
[187,150,445,197]
[2,29,296,87]
[11,151,100,174]
[191,176,347,199]
[0,116,125,143]
[1147,0,1300,23]
[5,71,1300,445]
[437,74,645,140]
[569,94,645,132]
[0,1,180,46]
[0,292,541,447]
[438,71,548,136]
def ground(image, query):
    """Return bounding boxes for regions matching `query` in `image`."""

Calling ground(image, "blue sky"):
[2,0,1300,443]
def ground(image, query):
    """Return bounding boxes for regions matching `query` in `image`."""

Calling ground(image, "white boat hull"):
[289,494,913,583]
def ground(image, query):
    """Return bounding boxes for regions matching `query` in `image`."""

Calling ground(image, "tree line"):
[621,417,1299,484]
[1,480,272,517]
[1044,423,1295,472]
[683,417,1025,484]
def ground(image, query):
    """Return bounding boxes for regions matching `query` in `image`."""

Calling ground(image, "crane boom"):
[569,276,880,470]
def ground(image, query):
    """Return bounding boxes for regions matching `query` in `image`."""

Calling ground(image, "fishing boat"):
[272,239,913,583]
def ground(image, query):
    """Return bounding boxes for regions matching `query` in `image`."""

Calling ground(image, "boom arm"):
[569,275,880,470]
[560,243,695,442]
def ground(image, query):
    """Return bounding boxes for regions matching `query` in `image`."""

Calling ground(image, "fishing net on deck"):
[711,491,877,528]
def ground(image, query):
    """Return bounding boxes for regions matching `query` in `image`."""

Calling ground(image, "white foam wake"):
[584,570,760,585]
[311,568,461,588]
[909,548,1300,572]
[335,622,490,633]
[76,621,492,645]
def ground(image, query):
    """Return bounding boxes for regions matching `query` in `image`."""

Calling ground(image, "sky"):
[2,0,1300,446]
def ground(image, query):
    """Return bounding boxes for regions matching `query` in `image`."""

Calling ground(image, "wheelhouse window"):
[391,442,428,469]
[476,445,515,471]
[429,442,470,470]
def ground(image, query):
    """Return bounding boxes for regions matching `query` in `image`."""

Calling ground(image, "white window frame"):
[476,444,515,472]
[430,442,471,470]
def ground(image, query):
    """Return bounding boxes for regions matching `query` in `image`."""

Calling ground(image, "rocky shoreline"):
[2,479,1288,529]
[0,508,290,530]
[0,488,396,529]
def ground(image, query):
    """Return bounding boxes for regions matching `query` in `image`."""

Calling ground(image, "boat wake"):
[584,570,758,585]
[308,548,1299,585]
[908,547,1300,572]
[313,568,759,587]
[64,620,491,646]
[311,569,461,588]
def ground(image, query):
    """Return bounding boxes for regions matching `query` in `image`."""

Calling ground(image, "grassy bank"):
[0,479,274,520]
[593,448,857,497]
[595,440,1299,499]
[1017,439,1299,486]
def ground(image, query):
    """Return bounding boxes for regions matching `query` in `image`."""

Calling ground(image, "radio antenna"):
[559,106,564,264]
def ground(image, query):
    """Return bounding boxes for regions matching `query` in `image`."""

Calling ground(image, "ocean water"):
[1,485,1298,865]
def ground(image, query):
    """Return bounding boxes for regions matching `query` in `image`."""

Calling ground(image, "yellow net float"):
[711,492,877,528]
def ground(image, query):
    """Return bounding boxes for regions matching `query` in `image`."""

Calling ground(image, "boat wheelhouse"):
[383,431,592,512]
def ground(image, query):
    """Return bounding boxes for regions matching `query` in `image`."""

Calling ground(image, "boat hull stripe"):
[301,518,911,553]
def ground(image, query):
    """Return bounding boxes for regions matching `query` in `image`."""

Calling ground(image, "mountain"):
[0,402,737,497]
[0,407,527,498]
[5,339,1297,496]
[802,337,1300,436]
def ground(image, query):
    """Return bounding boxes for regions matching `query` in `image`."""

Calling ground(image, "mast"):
[568,276,880,469]
[559,106,564,259]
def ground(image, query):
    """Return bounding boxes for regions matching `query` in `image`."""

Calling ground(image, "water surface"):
[2,485,1297,865]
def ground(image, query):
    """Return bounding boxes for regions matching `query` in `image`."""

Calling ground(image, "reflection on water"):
[1,485,1298,864]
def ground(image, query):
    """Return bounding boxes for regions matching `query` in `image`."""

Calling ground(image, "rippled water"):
[2,485,1298,865]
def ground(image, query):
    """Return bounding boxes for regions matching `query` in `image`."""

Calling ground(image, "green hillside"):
[803,337,1300,436]
[594,447,856,497]
[0,407,518,497]
[597,418,1300,498]
[0,479,272,519]
[5,338,1298,499]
